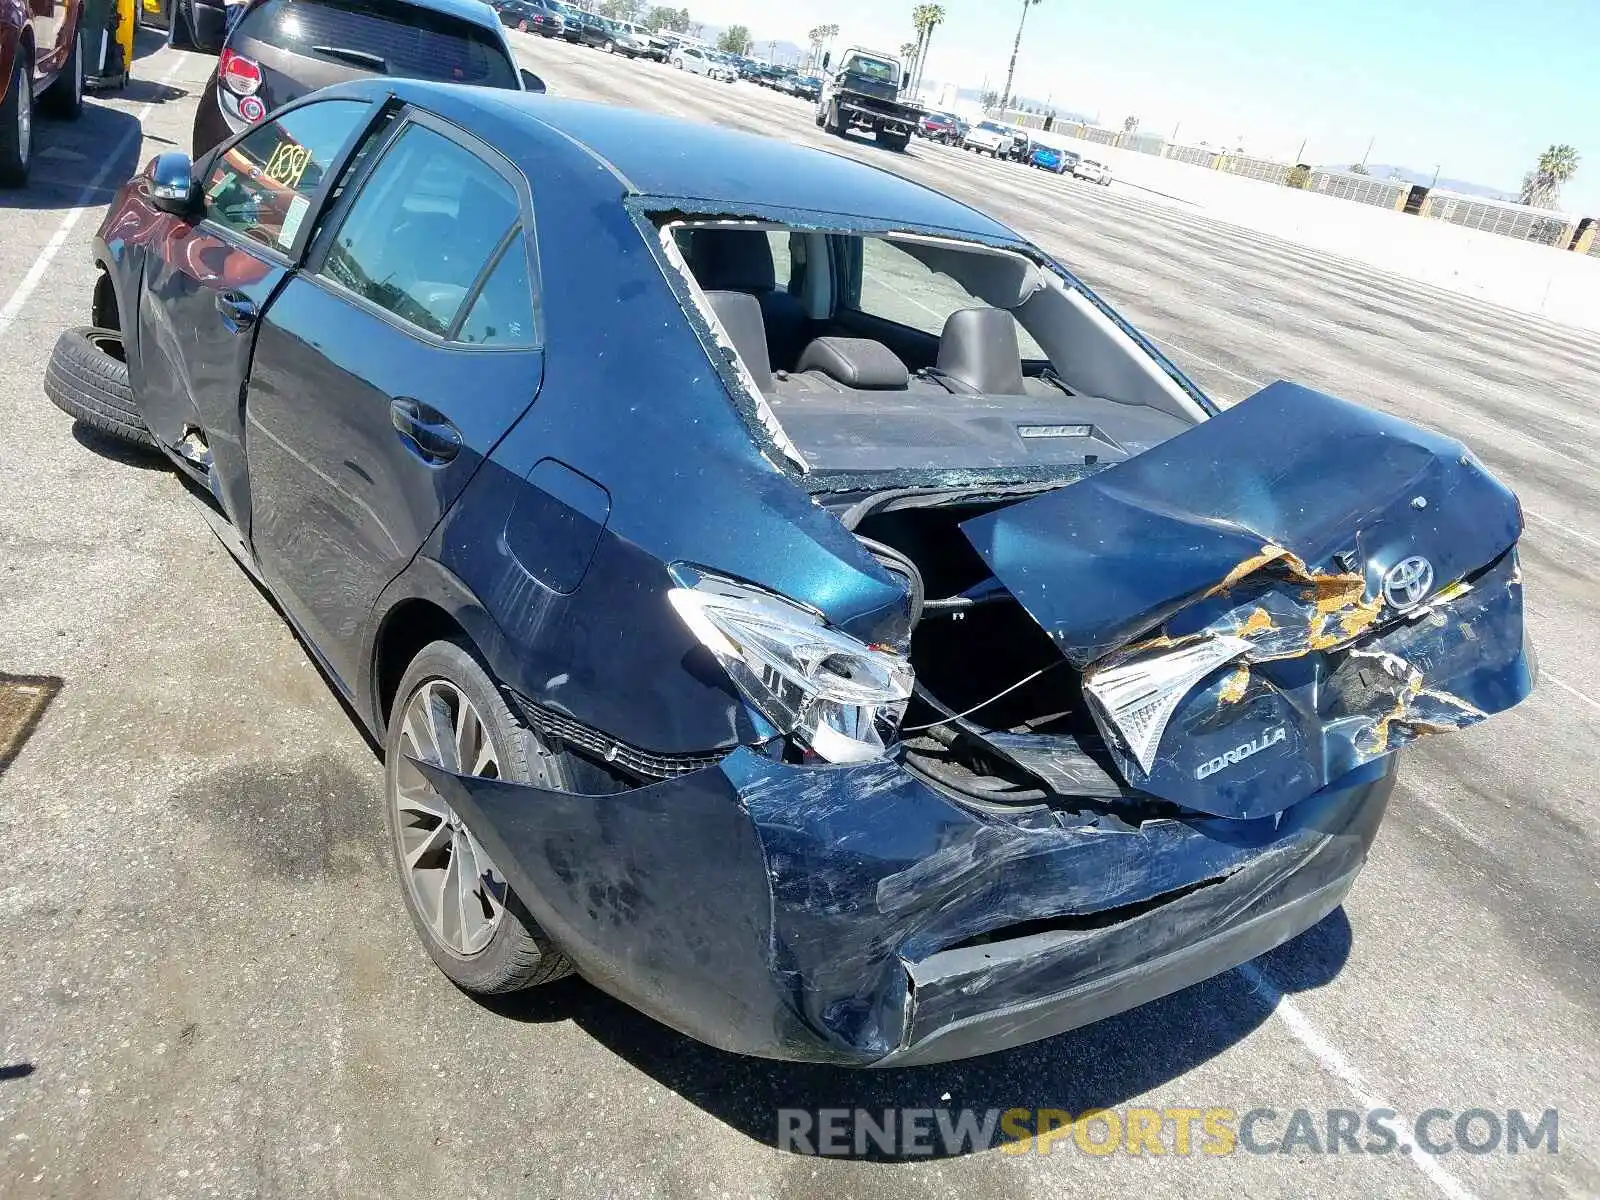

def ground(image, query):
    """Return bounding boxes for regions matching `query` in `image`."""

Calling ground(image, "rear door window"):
[319,122,523,337]
[232,0,518,88]
[457,237,536,347]
[201,99,371,252]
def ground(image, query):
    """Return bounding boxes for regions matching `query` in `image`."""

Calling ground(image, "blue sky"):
[687,0,1599,211]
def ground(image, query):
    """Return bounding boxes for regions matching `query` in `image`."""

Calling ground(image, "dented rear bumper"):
[418,747,1393,1065]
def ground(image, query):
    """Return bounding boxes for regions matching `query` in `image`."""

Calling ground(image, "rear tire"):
[0,58,30,187]
[45,327,156,448]
[385,639,575,995]
[41,27,83,120]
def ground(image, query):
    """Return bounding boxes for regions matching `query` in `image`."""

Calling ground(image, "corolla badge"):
[1383,556,1435,610]
[1195,726,1288,780]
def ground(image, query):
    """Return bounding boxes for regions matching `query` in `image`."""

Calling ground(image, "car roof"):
[379,86,1016,237]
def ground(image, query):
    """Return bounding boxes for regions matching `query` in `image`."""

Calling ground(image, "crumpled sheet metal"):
[962,382,1534,819]
[414,748,1391,1064]
[961,381,1524,667]
[1096,550,1531,818]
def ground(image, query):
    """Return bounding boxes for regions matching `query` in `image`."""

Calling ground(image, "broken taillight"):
[1082,636,1250,774]
[667,571,914,765]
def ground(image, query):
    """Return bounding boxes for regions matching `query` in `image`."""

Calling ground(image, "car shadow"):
[477,906,1353,1160]
[14,102,145,211]
[130,24,167,64]
[70,422,171,469]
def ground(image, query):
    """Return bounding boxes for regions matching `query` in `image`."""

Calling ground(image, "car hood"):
[960,381,1534,818]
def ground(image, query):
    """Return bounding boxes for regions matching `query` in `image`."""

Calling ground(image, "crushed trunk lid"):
[960,381,1535,819]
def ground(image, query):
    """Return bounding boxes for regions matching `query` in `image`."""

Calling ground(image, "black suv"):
[192,0,528,157]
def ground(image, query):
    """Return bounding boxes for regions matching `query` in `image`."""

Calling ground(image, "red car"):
[917,111,960,144]
[0,0,85,185]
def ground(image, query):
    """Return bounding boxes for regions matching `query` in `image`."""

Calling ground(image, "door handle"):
[215,290,258,331]
[390,397,462,465]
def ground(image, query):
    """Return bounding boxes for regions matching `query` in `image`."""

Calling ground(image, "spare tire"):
[44,327,156,449]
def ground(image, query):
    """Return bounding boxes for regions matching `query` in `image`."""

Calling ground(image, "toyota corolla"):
[46,78,1534,1066]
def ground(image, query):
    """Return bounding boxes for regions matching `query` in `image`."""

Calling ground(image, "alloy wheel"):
[393,679,509,957]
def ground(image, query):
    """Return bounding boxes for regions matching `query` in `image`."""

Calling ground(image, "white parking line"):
[1542,672,1600,716]
[1523,508,1600,553]
[1236,962,1478,1200]
[1149,334,1266,392]
[0,55,185,340]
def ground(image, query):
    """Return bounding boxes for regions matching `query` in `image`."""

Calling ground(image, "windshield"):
[236,0,517,87]
[978,122,1008,134]
[842,54,896,82]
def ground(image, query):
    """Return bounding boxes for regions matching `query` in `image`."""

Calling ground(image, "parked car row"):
[493,1,667,59]
[1,0,86,186]
[947,116,1115,186]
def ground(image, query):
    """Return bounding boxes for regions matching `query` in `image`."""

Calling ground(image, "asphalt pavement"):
[0,33,1595,1199]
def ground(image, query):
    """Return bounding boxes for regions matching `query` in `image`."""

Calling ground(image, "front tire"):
[385,639,574,994]
[41,27,84,120]
[0,58,30,187]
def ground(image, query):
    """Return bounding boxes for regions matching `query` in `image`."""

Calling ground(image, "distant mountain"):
[684,22,807,66]
[1320,164,1514,201]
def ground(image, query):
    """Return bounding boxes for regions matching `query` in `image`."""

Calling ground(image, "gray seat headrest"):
[795,337,909,390]
[936,307,1027,395]
[703,290,772,391]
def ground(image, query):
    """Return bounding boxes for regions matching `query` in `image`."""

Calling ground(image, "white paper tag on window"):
[278,194,310,248]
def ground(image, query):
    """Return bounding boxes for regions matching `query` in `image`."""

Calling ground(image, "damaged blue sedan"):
[54,77,1535,1065]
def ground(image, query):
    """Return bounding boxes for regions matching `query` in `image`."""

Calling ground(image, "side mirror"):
[149,152,198,215]
[520,68,547,93]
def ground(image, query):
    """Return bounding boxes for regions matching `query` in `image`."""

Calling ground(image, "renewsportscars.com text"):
[777,1106,1559,1158]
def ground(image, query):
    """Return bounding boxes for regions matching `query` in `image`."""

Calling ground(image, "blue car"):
[1031,143,1079,174]
[50,78,1534,1066]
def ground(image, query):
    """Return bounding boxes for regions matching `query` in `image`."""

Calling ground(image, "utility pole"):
[1294,138,1306,163]
[1430,163,1441,188]
[1360,134,1374,169]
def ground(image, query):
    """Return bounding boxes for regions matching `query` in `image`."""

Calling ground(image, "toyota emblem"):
[1383,556,1435,610]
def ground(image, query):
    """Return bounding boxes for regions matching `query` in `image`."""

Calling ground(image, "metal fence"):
[975,107,1598,251]
[1422,191,1574,246]
[1219,154,1291,186]
[1308,170,1410,210]
[1165,143,1219,168]
[1122,132,1167,156]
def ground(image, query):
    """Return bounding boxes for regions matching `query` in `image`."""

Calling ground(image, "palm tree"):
[900,41,920,89]
[806,25,822,69]
[910,4,945,97]
[998,0,1040,113]
[1519,144,1580,209]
